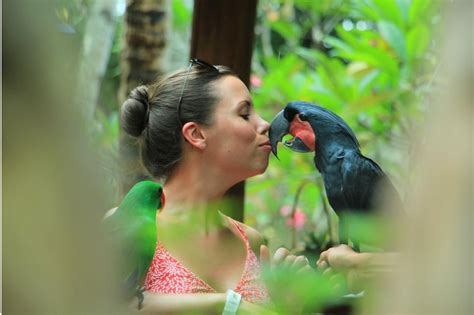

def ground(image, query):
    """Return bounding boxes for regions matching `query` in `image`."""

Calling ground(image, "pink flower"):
[250,74,262,88]
[280,205,292,217]
[285,209,307,230]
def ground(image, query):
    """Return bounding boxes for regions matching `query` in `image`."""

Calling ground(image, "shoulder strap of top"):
[220,213,252,250]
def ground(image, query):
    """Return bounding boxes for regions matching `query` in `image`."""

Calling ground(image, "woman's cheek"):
[235,124,257,143]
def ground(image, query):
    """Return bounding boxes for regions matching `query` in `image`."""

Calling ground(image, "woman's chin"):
[253,161,270,176]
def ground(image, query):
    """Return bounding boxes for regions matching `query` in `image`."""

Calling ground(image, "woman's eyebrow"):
[237,100,253,109]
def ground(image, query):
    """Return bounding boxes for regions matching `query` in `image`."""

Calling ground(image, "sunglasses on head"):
[176,58,219,126]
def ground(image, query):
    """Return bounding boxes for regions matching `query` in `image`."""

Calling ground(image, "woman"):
[120,59,310,314]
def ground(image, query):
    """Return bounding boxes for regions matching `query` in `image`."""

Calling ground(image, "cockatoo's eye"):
[299,113,308,121]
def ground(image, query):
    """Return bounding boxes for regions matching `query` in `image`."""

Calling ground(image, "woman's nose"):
[257,116,270,134]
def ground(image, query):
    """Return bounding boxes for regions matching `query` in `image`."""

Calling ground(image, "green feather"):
[104,180,164,299]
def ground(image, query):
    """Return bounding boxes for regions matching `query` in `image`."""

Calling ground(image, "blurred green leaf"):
[172,0,193,31]
[373,0,405,28]
[262,264,346,313]
[270,20,301,45]
[406,24,430,61]
[377,21,407,62]
[408,0,432,26]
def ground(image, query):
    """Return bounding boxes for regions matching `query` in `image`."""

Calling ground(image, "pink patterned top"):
[144,218,270,304]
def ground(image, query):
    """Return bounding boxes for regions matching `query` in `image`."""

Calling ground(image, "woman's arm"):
[316,244,400,293]
[130,292,276,315]
[131,293,225,315]
[317,244,400,271]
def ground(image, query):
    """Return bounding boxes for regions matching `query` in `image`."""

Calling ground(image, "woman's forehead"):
[214,76,252,109]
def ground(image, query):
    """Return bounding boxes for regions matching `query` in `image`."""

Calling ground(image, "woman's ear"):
[182,122,206,150]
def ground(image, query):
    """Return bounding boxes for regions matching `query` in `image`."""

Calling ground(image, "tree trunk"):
[190,0,258,221]
[118,0,169,196]
[77,0,117,122]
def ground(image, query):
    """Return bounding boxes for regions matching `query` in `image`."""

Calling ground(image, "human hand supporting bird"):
[259,245,313,314]
[317,244,401,295]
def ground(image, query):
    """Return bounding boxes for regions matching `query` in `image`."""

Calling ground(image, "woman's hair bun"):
[120,86,150,137]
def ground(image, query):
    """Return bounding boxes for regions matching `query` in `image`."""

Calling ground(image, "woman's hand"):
[317,245,400,294]
[316,244,372,293]
[260,245,312,274]
[316,244,360,271]
[260,245,313,314]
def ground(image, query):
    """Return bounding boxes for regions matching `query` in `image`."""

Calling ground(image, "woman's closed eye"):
[237,100,253,121]
[240,113,250,120]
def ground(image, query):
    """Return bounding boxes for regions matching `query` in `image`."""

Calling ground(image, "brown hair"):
[121,64,236,180]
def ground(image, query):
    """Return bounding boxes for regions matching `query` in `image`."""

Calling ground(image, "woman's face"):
[203,75,271,180]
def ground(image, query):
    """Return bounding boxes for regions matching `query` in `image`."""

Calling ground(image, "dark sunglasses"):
[176,58,219,126]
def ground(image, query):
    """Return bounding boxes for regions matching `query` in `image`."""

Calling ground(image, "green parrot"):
[104,180,165,309]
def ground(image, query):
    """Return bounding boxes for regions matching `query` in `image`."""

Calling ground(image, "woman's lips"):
[259,141,272,151]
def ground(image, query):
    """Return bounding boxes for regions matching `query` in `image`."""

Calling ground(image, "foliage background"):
[246,0,441,258]
[57,0,441,258]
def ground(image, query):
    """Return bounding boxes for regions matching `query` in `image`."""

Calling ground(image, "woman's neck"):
[159,155,238,234]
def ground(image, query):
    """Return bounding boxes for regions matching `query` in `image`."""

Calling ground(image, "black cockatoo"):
[269,101,403,251]
[103,180,165,309]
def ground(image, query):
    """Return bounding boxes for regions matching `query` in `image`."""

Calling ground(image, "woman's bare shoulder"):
[223,215,266,254]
